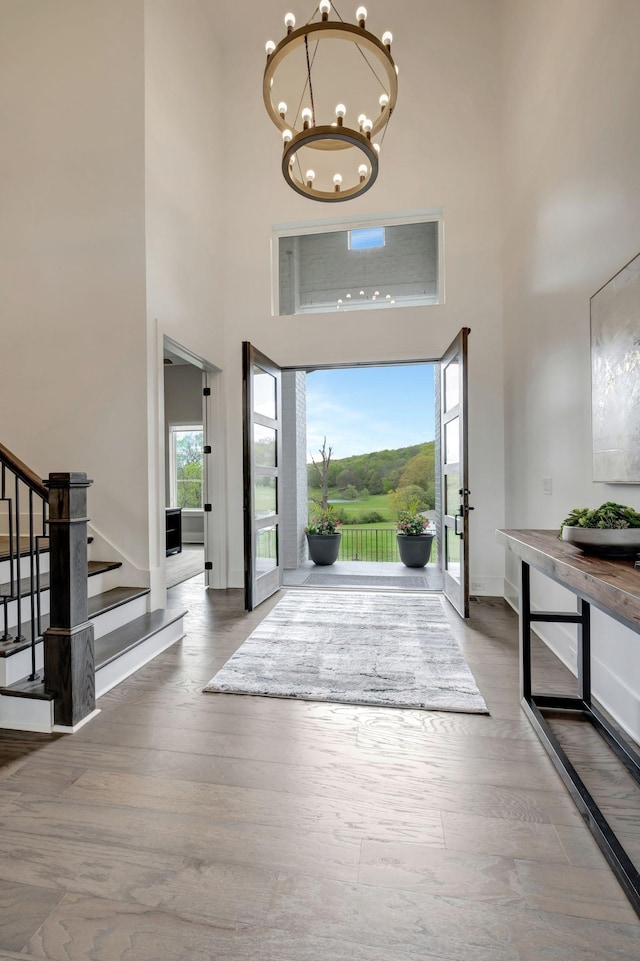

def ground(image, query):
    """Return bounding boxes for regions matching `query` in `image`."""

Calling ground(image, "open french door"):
[242,342,283,610]
[440,328,472,618]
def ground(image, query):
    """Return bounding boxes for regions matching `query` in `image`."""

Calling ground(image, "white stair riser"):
[91,595,149,639]
[0,694,53,733]
[87,570,121,598]
[0,641,44,687]
[96,620,184,698]
[0,553,50,583]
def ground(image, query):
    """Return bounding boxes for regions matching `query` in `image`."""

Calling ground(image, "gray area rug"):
[304,572,427,589]
[204,590,488,713]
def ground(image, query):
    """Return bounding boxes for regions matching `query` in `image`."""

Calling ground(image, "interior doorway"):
[280,361,443,593]
[162,338,225,592]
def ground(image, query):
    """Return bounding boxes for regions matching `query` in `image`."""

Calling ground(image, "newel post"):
[43,472,95,727]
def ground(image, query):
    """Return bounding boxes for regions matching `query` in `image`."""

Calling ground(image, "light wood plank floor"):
[0,581,639,960]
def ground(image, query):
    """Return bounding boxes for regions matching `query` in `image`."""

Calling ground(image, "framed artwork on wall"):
[591,251,640,483]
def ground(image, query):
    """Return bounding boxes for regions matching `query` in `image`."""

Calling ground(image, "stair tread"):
[0,560,122,599]
[88,586,150,618]
[0,676,54,700]
[95,609,186,669]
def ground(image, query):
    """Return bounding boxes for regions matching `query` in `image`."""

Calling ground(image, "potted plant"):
[559,501,640,557]
[305,509,342,565]
[396,503,435,567]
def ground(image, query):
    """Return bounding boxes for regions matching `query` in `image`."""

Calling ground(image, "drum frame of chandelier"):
[264,19,398,202]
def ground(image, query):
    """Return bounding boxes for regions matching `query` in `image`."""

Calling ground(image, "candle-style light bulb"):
[357,113,367,130]
[358,163,368,182]
[335,104,346,126]
[320,0,331,19]
[333,173,343,192]
[362,118,373,138]
[265,40,276,56]
[356,6,367,27]
[382,30,393,49]
[379,93,389,111]
[278,102,287,118]
[373,142,381,154]
[301,107,313,129]
[284,12,296,33]
[306,170,316,187]
[282,129,292,143]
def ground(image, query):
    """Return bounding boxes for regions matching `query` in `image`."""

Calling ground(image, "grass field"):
[308,488,395,527]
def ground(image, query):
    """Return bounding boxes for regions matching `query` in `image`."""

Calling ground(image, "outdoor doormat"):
[303,572,428,589]
[204,590,488,713]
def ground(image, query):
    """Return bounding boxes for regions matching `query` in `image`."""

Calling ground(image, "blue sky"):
[306,364,435,462]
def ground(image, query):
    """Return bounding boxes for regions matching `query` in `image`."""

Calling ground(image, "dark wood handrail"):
[0,442,48,500]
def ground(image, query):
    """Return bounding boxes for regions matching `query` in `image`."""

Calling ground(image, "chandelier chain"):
[294,38,319,128]
[304,35,317,126]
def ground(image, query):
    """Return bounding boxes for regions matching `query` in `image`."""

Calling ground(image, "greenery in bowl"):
[305,508,342,535]
[397,502,432,536]
[559,501,640,536]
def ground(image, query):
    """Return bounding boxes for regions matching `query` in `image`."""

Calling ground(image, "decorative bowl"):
[562,527,640,558]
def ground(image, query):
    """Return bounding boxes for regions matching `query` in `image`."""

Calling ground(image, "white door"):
[242,342,283,610]
[440,328,472,618]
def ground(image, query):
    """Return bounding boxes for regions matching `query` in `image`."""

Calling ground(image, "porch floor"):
[282,559,444,591]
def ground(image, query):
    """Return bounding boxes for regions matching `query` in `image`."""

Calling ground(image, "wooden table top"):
[497,529,640,634]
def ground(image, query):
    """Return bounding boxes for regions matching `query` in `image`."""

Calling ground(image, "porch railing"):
[338,527,435,564]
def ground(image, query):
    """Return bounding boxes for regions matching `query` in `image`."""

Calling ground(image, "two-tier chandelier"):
[264,2,398,202]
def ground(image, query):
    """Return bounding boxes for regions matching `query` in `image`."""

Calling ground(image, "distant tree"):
[389,485,429,515]
[309,437,333,511]
[399,450,435,491]
[342,484,358,500]
[336,467,359,490]
[358,487,370,500]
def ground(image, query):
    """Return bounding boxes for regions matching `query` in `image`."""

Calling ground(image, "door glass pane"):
[445,417,460,465]
[255,477,277,518]
[445,473,460,515]
[444,361,459,412]
[445,527,461,577]
[254,366,276,419]
[254,424,276,467]
[256,526,278,573]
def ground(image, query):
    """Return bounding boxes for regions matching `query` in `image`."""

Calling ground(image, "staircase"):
[0,446,186,733]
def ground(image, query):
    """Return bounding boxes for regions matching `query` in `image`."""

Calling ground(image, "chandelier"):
[264,3,398,202]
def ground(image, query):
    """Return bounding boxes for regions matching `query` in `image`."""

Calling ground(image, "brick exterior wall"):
[281,370,308,568]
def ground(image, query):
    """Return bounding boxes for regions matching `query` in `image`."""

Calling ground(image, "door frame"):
[161,334,227,592]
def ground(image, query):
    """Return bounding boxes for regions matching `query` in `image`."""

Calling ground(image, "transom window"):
[169,425,204,509]
[276,215,441,315]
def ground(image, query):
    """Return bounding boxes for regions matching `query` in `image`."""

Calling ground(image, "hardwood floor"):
[0,579,639,960]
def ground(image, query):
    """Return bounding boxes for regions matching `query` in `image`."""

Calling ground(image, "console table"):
[497,529,640,916]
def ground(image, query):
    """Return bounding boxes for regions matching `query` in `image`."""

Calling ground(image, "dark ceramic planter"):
[397,532,435,568]
[306,532,342,565]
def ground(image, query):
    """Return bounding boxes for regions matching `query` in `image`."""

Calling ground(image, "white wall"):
[502,0,640,739]
[144,0,225,591]
[219,0,506,591]
[0,0,149,567]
